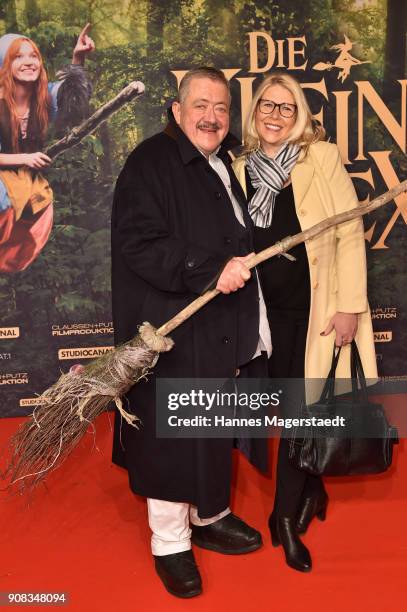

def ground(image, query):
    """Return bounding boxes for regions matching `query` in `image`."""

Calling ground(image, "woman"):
[233,71,377,572]
[0,25,94,273]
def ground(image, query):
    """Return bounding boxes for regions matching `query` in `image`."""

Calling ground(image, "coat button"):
[299,209,307,216]
[311,257,318,265]
[215,192,222,199]
[186,260,195,269]
[224,237,232,245]
[313,281,319,289]
[222,336,230,344]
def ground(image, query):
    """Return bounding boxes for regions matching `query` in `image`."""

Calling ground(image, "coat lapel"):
[291,155,315,208]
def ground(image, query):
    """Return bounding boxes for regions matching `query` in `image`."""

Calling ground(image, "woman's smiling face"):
[255,84,297,157]
[11,41,41,84]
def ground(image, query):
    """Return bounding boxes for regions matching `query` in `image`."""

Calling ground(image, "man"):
[111,67,271,598]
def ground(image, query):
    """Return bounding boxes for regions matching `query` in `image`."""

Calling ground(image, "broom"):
[45,80,145,159]
[3,179,407,490]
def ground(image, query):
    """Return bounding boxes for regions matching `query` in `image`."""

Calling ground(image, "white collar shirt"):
[206,148,272,360]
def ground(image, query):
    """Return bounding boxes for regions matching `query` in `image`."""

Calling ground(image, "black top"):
[246,168,311,315]
[112,114,261,371]
[0,99,43,153]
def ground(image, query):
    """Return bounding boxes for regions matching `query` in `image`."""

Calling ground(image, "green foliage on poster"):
[0,0,406,414]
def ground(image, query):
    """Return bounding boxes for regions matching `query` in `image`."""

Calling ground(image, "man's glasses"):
[257,99,297,118]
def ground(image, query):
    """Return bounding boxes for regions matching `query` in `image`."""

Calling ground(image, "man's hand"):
[216,252,254,294]
[321,312,358,347]
[72,23,95,65]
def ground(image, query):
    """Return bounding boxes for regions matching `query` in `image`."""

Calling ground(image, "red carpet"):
[1,406,406,611]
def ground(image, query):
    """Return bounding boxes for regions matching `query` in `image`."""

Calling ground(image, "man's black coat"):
[111,116,268,517]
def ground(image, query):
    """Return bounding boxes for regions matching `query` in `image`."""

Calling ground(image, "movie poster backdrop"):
[0,0,406,416]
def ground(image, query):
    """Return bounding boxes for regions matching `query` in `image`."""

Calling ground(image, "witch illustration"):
[0,25,94,273]
[313,35,370,83]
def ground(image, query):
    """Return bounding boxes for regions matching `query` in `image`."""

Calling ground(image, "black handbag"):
[288,341,398,476]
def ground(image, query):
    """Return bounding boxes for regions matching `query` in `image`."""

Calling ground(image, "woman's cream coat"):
[233,141,378,384]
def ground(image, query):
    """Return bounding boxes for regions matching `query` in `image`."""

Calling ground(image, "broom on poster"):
[45,80,145,159]
[3,179,407,491]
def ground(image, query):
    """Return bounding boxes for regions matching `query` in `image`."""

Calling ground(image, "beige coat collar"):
[291,153,315,207]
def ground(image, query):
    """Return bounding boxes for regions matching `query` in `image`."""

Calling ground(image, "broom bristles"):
[3,323,174,492]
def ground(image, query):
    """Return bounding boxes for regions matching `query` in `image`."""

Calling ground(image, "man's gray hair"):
[178,67,231,104]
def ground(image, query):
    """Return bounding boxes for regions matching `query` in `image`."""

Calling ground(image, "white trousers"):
[147,498,231,556]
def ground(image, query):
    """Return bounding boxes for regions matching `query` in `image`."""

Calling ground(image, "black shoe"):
[153,550,202,598]
[269,513,312,573]
[296,486,328,534]
[191,513,262,555]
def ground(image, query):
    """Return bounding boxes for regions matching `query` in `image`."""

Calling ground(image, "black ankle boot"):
[296,487,328,534]
[269,513,312,572]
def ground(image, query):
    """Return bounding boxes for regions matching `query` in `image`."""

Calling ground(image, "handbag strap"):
[319,340,368,404]
[350,340,368,402]
[319,344,342,403]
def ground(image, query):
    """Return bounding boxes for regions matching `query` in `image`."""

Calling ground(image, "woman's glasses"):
[258,99,297,118]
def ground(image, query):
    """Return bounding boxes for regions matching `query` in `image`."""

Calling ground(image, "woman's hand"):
[321,312,358,347]
[72,23,95,65]
[23,152,52,169]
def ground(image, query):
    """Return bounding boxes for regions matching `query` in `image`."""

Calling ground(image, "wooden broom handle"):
[45,81,145,159]
[157,179,407,337]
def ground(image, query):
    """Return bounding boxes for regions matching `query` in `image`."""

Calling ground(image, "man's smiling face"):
[172,77,230,157]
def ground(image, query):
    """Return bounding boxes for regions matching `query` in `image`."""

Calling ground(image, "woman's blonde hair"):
[242,71,325,156]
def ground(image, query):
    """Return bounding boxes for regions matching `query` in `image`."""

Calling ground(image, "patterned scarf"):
[246,143,300,228]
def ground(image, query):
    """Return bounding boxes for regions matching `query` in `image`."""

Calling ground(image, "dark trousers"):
[268,312,322,516]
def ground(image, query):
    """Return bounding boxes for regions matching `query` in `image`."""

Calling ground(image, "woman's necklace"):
[17,108,29,140]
